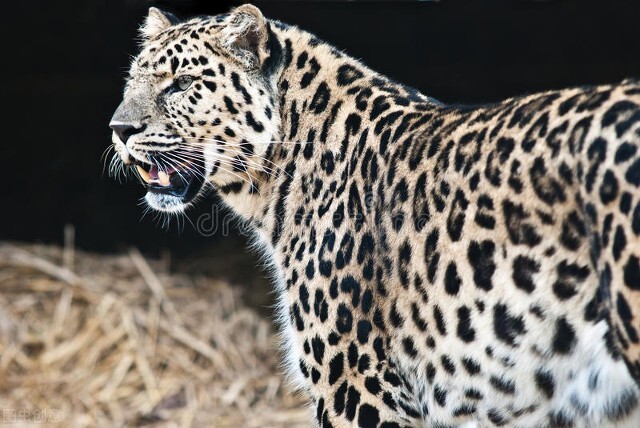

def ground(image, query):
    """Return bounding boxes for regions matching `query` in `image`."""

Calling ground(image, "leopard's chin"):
[145,192,191,213]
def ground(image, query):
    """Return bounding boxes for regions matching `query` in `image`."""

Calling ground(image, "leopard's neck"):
[215,22,438,248]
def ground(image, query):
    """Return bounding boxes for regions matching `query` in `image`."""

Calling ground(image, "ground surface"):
[0,241,307,427]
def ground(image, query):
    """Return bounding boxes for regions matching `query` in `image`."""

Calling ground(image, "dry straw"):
[0,241,308,427]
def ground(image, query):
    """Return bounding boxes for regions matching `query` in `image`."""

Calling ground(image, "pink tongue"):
[149,166,176,178]
[149,165,159,180]
[148,165,177,187]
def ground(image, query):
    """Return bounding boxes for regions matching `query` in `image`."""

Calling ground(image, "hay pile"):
[0,242,308,427]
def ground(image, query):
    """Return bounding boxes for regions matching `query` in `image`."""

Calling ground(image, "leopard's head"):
[109,5,282,213]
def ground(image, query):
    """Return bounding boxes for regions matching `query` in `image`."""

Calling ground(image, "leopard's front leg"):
[281,233,422,427]
[303,351,420,428]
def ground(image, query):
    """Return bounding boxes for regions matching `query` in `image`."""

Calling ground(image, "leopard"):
[109,4,640,427]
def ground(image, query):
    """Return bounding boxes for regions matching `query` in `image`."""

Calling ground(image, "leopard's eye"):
[175,75,194,91]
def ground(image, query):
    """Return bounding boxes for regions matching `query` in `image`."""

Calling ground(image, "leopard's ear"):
[221,4,270,69]
[140,7,179,40]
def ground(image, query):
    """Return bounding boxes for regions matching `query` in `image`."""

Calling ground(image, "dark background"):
[4,1,640,266]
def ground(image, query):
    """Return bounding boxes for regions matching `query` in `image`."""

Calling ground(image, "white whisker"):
[160,149,257,192]
[178,139,291,178]
[174,146,281,179]
[183,133,315,146]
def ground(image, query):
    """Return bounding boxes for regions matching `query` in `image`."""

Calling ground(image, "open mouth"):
[132,158,205,203]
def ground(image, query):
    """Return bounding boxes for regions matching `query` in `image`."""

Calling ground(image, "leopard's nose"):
[109,122,146,144]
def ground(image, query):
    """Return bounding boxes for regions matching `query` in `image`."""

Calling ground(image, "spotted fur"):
[110,5,640,427]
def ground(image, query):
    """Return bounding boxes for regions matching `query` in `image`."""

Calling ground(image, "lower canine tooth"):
[135,165,151,183]
[158,171,170,186]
